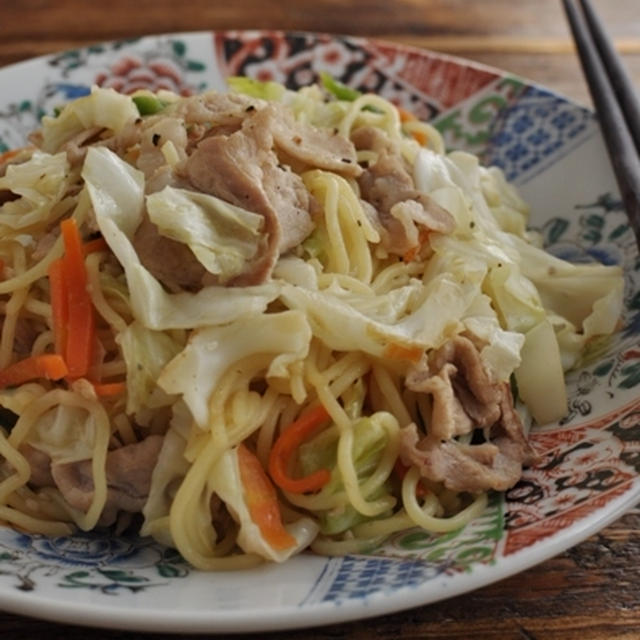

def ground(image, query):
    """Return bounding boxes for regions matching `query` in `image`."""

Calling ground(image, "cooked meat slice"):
[49,435,163,526]
[261,162,315,253]
[351,125,395,156]
[184,127,281,286]
[0,317,40,359]
[144,164,193,195]
[399,423,523,492]
[409,363,473,441]
[352,125,454,256]
[266,104,361,177]
[21,444,54,487]
[409,335,503,429]
[133,215,208,293]
[186,117,273,219]
[184,106,318,285]
[61,126,105,166]
[172,90,261,129]
[402,335,535,493]
[429,335,502,405]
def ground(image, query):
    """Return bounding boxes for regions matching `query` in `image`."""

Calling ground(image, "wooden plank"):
[0,0,638,44]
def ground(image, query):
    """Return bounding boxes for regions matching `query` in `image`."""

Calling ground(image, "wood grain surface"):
[1,1,640,638]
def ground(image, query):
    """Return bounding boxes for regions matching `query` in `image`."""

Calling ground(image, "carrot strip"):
[0,354,68,389]
[47,258,68,356]
[397,107,428,146]
[82,237,109,255]
[383,343,423,363]
[402,227,431,263]
[92,381,126,397]
[0,147,27,165]
[409,128,428,146]
[268,405,331,494]
[237,444,297,551]
[60,218,94,378]
[398,107,417,123]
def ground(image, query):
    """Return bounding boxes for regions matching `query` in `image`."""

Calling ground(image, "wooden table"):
[1,1,640,638]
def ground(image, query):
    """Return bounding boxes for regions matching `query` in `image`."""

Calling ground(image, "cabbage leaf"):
[40,86,139,153]
[0,152,70,230]
[117,321,184,415]
[157,310,312,428]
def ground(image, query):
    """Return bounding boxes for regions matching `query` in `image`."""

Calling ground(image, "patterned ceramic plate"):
[0,31,638,634]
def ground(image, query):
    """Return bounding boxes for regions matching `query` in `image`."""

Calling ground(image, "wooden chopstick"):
[562,0,640,249]
[579,0,640,155]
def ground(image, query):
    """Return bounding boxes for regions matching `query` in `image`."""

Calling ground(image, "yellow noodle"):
[99,359,128,378]
[23,297,51,318]
[0,432,31,503]
[30,330,53,356]
[352,510,415,539]
[113,413,138,446]
[8,389,111,531]
[371,364,413,427]
[169,434,261,570]
[0,505,72,535]
[85,252,128,333]
[338,94,402,139]
[0,286,29,368]
[402,467,488,533]
[255,395,288,468]
[337,425,395,517]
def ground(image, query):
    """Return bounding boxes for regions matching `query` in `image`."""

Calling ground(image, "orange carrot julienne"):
[0,354,68,389]
[0,147,27,165]
[409,128,428,146]
[237,444,297,551]
[383,343,423,363]
[60,218,95,378]
[398,107,417,123]
[92,381,126,397]
[402,227,431,263]
[397,107,428,146]
[47,258,68,356]
[82,237,109,255]
[268,405,331,494]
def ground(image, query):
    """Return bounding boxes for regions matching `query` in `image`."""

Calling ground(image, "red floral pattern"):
[95,55,195,96]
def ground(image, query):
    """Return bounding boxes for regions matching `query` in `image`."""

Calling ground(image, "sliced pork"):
[400,335,535,493]
[267,105,361,177]
[133,215,209,293]
[352,126,455,256]
[184,104,330,286]
[25,435,163,527]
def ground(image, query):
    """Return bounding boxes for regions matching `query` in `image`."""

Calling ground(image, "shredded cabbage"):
[40,86,138,153]
[157,310,312,428]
